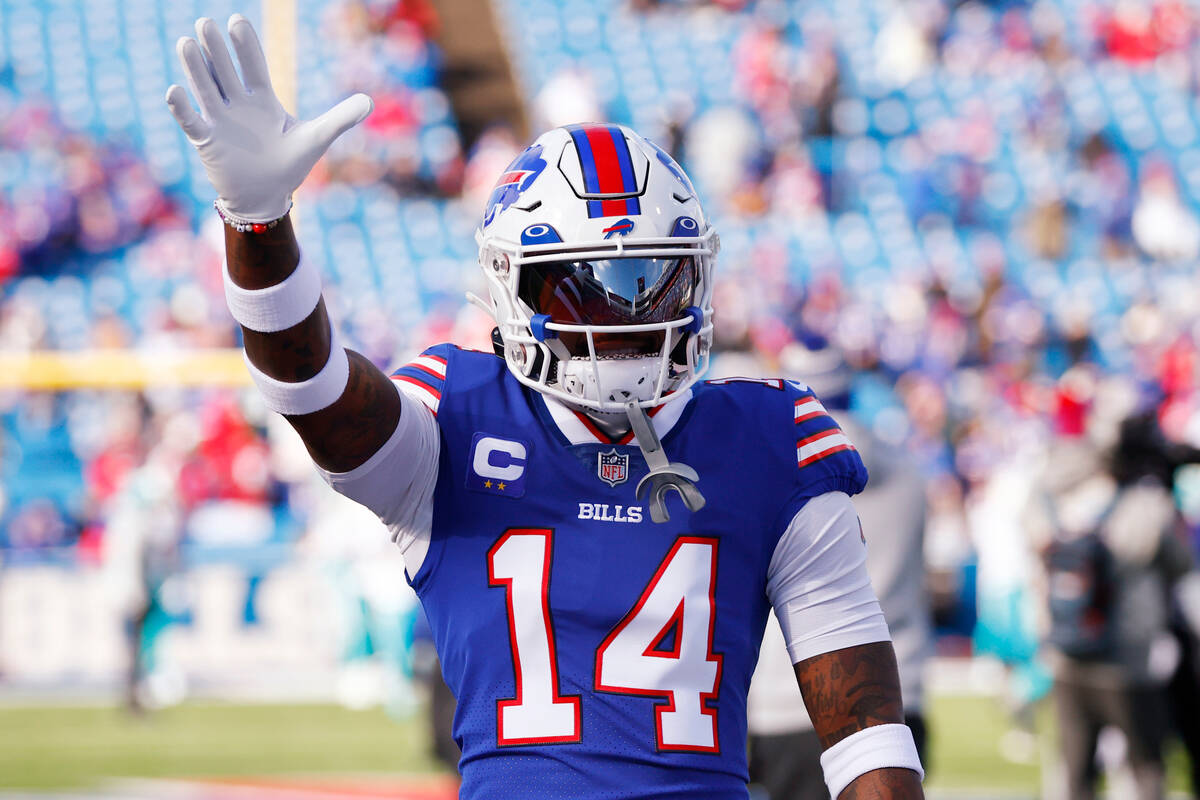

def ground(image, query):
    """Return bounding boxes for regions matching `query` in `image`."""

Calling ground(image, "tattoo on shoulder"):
[794,641,905,750]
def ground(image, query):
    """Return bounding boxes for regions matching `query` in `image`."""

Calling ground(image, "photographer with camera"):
[1033,411,1200,800]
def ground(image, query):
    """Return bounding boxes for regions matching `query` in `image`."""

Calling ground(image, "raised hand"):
[166,14,372,223]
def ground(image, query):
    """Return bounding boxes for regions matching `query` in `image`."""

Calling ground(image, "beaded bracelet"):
[214,199,292,233]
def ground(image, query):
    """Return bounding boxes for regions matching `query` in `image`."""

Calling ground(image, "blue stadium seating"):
[4,0,1200,547]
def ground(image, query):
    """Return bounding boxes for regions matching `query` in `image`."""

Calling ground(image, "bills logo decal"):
[483,144,548,227]
[602,218,636,239]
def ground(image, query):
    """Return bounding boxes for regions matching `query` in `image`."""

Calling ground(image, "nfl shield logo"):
[597,449,629,487]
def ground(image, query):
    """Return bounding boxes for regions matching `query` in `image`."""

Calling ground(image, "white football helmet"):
[472,123,718,413]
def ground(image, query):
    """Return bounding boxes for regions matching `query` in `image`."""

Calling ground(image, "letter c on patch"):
[473,436,527,481]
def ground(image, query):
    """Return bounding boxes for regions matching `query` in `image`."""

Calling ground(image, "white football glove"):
[166,15,372,223]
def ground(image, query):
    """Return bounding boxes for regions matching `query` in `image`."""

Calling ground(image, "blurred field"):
[0,703,445,790]
[0,693,1194,797]
[0,695,1034,792]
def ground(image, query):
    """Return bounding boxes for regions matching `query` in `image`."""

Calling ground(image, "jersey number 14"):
[487,529,723,752]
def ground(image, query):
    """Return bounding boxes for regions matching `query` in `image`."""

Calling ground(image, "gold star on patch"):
[498,482,507,491]
[484,480,493,489]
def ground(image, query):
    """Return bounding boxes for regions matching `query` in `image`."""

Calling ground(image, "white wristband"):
[244,334,350,415]
[224,257,323,333]
[820,723,924,799]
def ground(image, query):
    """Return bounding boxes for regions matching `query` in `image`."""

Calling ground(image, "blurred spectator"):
[103,424,189,712]
[1131,162,1200,262]
[875,7,934,88]
[1097,1,1195,64]
[1031,415,1200,800]
[303,484,418,716]
[533,67,602,131]
[322,0,463,195]
[411,606,460,776]
[1027,199,1068,260]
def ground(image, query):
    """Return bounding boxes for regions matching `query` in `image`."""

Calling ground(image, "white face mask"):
[557,354,681,409]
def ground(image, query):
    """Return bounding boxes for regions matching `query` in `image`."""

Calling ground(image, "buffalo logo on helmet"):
[483,144,548,227]
[602,218,636,239]
[597,448,629,487]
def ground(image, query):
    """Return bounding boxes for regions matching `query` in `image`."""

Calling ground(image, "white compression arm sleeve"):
[316,379,439,575]
[767,491,892,664]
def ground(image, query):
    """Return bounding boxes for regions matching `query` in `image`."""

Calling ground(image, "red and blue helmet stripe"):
[567,124,642,219]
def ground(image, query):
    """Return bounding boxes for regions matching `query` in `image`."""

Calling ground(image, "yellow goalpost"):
[0,350,250,390]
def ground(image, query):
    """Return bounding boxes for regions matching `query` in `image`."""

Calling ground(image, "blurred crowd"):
[663,0,1200,644]
[0,85,191,282]
[1,0,1200,764]
[0,0,467,551]
[0,86,245,550]
[317,0,465,196]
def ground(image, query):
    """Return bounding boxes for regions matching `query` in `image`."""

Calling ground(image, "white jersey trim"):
[541,389,693,446]
[392,375,441,415]
[409,355,447,378]
[767,491,892,664]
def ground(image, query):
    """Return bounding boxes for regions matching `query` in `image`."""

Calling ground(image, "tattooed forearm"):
[241,300,332,382]
[286,349,402,472]
[795,643,922,798]
[794,641,905,749]
[224,217,402,474]
[840,768,924,799]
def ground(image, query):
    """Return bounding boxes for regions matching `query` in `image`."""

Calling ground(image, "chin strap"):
[625,399,706,523]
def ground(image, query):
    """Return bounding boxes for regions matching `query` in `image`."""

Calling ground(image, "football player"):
[167,16,925,799]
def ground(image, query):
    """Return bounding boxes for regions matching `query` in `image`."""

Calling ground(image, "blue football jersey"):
[394,345,868,799]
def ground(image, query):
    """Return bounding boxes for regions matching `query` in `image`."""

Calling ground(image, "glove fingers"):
[309,93,374,151]
[176,36,225,119]
[228,14,274,97]
[195,17,242,102]
[165,84,211,141]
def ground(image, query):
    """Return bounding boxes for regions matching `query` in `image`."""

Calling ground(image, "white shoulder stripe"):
[410,355,448,378]
[797,430,853,467]
[794,397,828,422]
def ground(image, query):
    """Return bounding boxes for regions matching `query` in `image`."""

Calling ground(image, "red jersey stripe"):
[404,363,446,382]
[393,375,443,400]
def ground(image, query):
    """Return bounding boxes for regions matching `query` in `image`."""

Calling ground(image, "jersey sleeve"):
[767,492,891,663]
[789,382,868,498]
[390,343,455,415]
[761,381,869,537]
[316,344,458,576]
[316,381,439,576]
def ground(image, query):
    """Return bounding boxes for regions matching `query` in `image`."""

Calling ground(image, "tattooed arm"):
[167,16,402,474]
[794,641,925,799]
[227,221,402,472]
